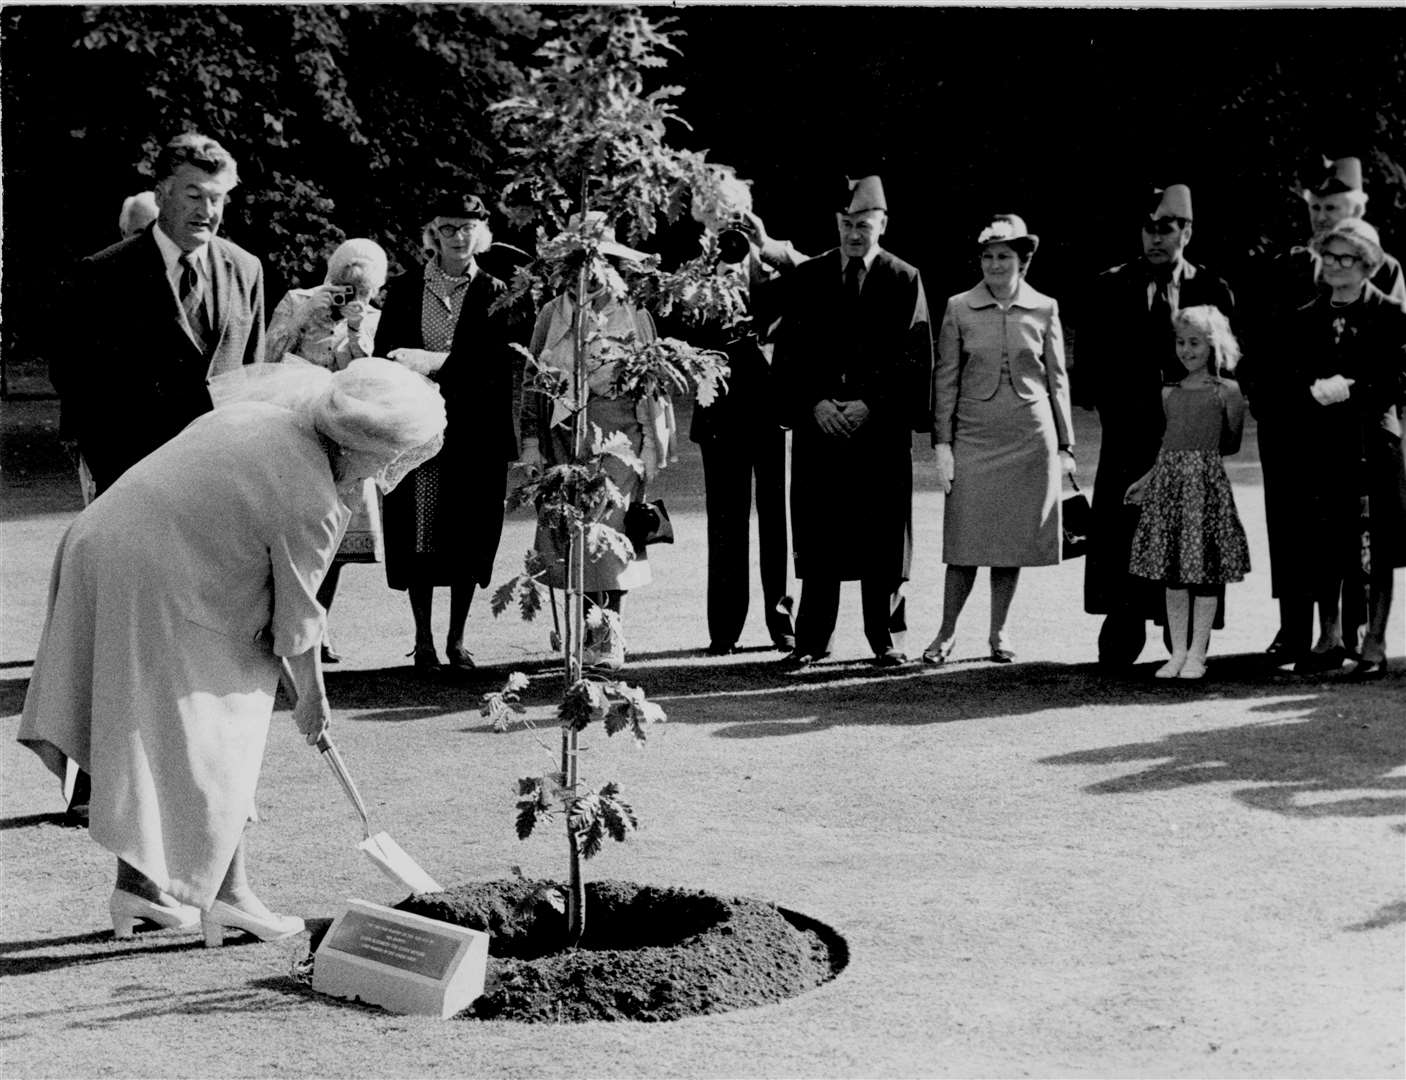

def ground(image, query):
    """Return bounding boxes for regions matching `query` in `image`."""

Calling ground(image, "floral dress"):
[1129,380,1251,586]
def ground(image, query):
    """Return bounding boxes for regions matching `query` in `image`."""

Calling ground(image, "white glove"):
[387,348,449,377]
[1309,374,1354,406]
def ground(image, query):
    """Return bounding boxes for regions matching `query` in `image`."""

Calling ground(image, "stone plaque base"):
[313,899,488,1018]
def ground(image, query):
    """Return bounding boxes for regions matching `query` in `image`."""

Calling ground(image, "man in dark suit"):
[1076,185,1236,668]
[767,175,933,669]
[53,132,266,495]
[50,133,264,826]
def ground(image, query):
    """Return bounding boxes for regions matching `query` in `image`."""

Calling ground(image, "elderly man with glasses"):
[1074,184,1238,669]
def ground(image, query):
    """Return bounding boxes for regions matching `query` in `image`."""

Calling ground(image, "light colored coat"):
[18,404,345,908]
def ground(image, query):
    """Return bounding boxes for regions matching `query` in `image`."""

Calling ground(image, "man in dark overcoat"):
[53,133,266,495]
[1075,185,1236,667]
[375,194,526,671]
[1239,156,1406,666]
[767,175,933,668]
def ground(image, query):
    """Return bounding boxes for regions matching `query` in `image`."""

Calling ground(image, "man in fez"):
[1241,155,1405,663]
[1077,184,1236,668]
[52,132,266,496]
[766,175,933,669]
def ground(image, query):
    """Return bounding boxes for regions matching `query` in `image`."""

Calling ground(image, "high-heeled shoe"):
[201,899,305,948]
[110,888,201,938]
[921,636,955,666]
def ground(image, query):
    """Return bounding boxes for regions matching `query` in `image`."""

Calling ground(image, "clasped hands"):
[813,398,870,438]
[1309,374,1355,406]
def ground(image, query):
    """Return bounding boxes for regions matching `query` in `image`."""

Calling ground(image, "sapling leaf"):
[584,522,634,565]
[490,578,519,618]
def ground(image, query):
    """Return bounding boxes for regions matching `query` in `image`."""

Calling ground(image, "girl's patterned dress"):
[1129,380,1251,586]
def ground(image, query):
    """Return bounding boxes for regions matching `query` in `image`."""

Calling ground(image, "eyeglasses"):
[436,221,485,238]
[1320,251,1362,268]
[1142,218,1187,236]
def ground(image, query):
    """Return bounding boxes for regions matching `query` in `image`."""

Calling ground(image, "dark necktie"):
[179,252,211,350]
[844,257,863,301]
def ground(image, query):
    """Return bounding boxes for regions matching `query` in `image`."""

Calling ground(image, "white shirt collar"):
[153,224,210,289]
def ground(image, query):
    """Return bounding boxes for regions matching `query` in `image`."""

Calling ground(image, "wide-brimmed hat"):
[566,210,648,262]
[1146,184,1193,222]
[839,175,887,215]
[976,214,1039,255]
[1309,156,1364,197]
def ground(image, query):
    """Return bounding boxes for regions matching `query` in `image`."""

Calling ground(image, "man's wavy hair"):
[153,133,239,187]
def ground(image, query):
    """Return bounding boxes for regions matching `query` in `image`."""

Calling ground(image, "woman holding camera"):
[265,239,390,663]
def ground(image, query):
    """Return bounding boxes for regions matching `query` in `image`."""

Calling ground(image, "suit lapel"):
[140,232,205,358]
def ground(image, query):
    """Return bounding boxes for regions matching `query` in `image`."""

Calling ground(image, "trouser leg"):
[794,577,840,658]
[754,427,794,646]
[861,577,906,657]
[700,441,752,649]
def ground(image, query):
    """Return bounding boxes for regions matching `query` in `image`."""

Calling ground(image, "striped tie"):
[179,252,211,350]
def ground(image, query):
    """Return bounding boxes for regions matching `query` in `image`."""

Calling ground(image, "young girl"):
[1125,305,1251,679]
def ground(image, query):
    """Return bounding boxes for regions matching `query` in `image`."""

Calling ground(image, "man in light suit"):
[53,132,266,495]
[767,175,933,669]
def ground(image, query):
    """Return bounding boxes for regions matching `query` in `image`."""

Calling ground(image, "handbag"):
[624,499,674,548]
[1061,477,1091,560]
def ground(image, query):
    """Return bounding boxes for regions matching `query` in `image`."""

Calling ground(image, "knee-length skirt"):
[943,376,1061,567]
[1129,449,1250,586]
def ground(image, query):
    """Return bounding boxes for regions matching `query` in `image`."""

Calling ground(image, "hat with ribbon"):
[840,175,887,215]
[976,213,1039,256]
[1308,156,1364,197]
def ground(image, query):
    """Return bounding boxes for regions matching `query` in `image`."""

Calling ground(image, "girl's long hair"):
[1174,305,1241,376]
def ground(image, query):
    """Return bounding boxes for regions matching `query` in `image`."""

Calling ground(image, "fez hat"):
[976,213,1039,256]
[567,210,648,262]
[1309,156,1364,196]
[1147,184,1194,221]
[427,193,491,220]
[840,175,887,214]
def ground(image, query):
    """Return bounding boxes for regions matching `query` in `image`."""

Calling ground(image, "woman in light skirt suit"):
[926,215,1076,663]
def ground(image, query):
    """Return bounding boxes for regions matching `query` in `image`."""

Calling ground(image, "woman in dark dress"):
[375,194,525,670]
[1267,219,1406,677]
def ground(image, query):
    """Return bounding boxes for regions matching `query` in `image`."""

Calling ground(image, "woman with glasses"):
[375,195,527,671]
[1259,218,1406,677]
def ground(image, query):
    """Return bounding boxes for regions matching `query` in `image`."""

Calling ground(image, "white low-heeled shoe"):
[109,888,201,938]
[201,900,305,948]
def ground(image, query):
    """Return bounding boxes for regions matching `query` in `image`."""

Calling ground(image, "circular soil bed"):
[395,879,847,1022]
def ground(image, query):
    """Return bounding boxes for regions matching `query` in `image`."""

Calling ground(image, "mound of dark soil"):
[395,878,846,1022]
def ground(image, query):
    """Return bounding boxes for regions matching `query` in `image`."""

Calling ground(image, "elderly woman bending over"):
[925,215,1076,664]
[18,360,445,945]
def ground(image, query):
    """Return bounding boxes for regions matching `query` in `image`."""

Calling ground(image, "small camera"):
[717,228,752,265]
[328,286,352,307]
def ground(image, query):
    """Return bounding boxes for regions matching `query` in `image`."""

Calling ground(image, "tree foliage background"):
[3,4,1404,372]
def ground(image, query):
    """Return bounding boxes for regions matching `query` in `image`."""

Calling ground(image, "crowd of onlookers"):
[16,131,1404,947]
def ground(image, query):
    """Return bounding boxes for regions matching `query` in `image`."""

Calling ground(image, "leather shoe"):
[446,645,475,671]
[1341,658,1387,681]
[872,650,908,668]
[706,642,737,656]
[320,643,342,664]
[410,645,441,671]
[202,899,304,948]
[771,633,797,653]
[779,651,823,672]
[1294,646,1347,675]
[989,646,1016,664]
[110,888,201,939]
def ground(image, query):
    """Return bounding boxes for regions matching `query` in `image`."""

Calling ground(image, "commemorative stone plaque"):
[313,899,489,1018]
